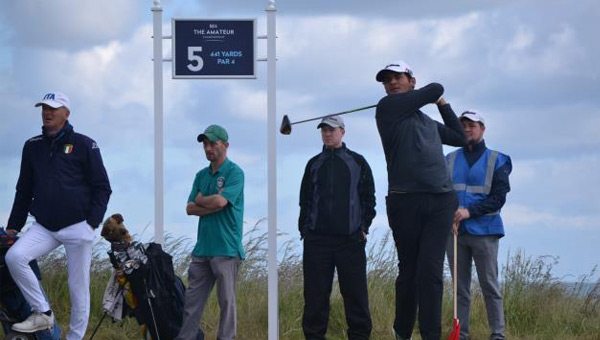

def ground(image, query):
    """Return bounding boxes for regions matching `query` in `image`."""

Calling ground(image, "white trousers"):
[6,220,95,340]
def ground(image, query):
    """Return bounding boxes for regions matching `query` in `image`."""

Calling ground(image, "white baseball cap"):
[376,60,414,82]
[460,111,485,125]
[35,92,70,110]
[317,115,345,129]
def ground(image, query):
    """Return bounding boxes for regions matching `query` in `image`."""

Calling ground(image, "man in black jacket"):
[375,61,466,340]
[299,115,376,340]
[5,92,111,340]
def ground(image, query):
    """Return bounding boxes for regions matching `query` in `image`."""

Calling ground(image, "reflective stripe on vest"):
[449,150,498,195]
[447,148,506,236]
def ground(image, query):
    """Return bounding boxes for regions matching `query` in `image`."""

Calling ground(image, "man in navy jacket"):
[5,92,111,340]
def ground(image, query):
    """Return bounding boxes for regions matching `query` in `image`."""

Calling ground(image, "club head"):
[280,115,292,135]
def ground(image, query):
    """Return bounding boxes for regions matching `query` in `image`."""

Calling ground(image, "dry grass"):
[2,222,599,339]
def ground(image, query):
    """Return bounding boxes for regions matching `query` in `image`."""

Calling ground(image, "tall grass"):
[2,221,599,340]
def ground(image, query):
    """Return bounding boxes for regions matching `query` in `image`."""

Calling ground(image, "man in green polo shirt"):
[175,124,245,340]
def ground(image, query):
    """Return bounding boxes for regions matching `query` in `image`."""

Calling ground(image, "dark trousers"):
[302,232,372,340]
[386,192,458,340]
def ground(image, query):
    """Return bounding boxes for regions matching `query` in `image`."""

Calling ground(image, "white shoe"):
[11,312,54,333]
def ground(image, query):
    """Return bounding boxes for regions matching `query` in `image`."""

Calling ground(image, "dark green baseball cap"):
[197,124,229,143]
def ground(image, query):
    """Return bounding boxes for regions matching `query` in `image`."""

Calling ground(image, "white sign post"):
[152,0,164,245]
[265,4,278,340]
[151,1,279,339]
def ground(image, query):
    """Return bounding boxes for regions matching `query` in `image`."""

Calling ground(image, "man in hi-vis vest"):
[446,111,512,340]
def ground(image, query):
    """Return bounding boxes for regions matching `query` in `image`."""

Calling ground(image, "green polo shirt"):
[188,158,245,259]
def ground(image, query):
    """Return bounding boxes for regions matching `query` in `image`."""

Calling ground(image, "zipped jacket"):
[7,122,112,231]
[298,143,376,237]
[375,83,466,193]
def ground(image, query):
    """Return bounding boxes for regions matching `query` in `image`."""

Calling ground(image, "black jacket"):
[298,143,376,237]
[7,122,112,231]
[376,83,466,193]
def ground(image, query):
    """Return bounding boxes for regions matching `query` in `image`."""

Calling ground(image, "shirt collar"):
[465,139,485,153]
[42,121,73,140]
[210,158,230,174]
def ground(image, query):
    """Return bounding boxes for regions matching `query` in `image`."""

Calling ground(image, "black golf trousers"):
[302,232,372,340]
[387,191,458,340]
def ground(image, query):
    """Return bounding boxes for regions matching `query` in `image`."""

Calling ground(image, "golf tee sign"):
[172,19,256,78]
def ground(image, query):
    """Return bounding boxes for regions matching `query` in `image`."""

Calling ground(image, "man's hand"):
[453,208,470,224]
[436,96,447,106]
[6,229,18,236]
[452,222,459,235]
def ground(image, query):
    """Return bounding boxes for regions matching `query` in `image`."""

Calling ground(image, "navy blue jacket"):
[7,122,112,231]
[299,143,376,237]
[376,83,466,193]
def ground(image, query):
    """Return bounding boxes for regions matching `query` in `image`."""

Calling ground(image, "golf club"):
[280,104,376,135]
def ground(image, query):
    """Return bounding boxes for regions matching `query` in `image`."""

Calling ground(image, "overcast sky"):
[0,0,598,280]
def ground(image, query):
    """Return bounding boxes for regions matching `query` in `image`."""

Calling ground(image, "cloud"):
[224,83,267,121]
[2,0,600,278]
[192,0,519,19]
[0,1,144,49]
[429,12,481,59]
[506,25,535,52]
[503,203,599,230]
[508,155,600,219]
[498,23,588,78]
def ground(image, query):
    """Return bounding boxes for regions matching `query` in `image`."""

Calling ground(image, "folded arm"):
[186,193,228,216]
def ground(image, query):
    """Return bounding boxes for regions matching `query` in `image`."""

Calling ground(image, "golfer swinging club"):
[374,61,466,340]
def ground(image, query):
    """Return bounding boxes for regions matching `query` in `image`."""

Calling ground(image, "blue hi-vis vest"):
[447,148,509,237]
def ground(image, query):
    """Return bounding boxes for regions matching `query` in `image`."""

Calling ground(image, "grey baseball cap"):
[317,115,345,129]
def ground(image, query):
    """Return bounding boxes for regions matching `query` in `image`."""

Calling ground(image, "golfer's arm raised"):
[379,83,444,118]
[436,100,467,147]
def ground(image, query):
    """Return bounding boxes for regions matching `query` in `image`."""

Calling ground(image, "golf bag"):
[0,228,61,340]
[107,241,185,340]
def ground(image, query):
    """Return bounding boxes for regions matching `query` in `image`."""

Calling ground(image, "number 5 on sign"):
[187,46,203,72]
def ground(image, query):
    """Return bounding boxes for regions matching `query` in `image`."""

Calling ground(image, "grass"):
[2,221,599,340]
